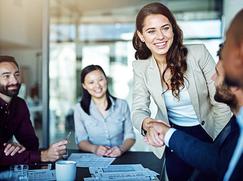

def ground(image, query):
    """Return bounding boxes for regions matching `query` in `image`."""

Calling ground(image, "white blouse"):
[74,97,135,146]
[163,87,200,127]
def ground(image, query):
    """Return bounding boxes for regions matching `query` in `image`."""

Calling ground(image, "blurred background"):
[0,0,243,150]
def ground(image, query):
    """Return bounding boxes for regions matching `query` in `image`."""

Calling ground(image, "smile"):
[8,86,18,90]
[94,89,102,93]
[154,41,167,49]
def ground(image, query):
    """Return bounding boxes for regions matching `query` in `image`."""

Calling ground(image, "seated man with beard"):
[0,56,68,170]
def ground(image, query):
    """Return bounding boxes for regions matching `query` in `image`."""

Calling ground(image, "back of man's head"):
[223,9,243,88]
[228,9,243,46]
[0,56,19,68]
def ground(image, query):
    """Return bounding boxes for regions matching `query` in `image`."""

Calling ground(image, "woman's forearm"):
[119,138,136,153]
[78,140,97,153]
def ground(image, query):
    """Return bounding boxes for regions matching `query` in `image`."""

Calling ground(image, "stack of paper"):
[68,153,115,168]
[28,169,56,181]
[84,164,159,181]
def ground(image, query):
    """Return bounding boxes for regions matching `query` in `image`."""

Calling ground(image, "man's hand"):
[148,121,170,136]
[3,143,26,156]
[145,120,171,147]
[41,140,68,162]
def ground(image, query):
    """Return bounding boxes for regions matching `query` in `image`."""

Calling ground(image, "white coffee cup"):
[55,160,76,181]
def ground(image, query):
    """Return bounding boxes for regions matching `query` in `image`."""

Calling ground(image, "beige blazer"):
[132,44,232,158]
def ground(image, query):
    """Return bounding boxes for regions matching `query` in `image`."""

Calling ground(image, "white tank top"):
[163,87,200,127]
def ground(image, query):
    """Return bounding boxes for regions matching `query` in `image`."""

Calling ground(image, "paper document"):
[89,164,144,174]
[68,153,115,168]
[84,176,159,181]
[88,164,159,181]
[28,169,56,181]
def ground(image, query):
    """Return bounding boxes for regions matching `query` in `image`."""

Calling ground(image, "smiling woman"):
[136,14,174,59]
[131,2,232,181]
[82,68,108,102]
[74,65,136,158]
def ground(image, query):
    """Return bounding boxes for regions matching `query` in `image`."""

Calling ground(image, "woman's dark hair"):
[132,2,188,98]
[80,64,116,115]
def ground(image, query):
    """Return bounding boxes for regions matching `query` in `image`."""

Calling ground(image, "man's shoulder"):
[13,96,27,104]
[10,97,28,110]
[224,115,238,134]
[214,116,237,145]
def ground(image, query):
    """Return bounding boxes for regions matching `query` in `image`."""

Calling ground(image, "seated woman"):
[74,65,136,157]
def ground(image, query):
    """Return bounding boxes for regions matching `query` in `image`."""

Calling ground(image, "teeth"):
[8,87,17,89]
[155,42,167,49]
[155,42,166,46]
[95,89,102,93]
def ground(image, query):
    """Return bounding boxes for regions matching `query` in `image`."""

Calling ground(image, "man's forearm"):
[0,149,41,166]
[168,130,218,174]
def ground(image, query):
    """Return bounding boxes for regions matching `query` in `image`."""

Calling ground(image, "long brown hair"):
[132,2,188,98]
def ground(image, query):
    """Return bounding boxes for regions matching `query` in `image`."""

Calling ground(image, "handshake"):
[143,118,171,147]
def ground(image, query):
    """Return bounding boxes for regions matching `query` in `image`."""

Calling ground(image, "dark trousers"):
[165,123,213,181]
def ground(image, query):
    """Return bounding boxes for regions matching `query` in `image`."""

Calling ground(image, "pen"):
[63,132,71,159]
[65,131,72,141]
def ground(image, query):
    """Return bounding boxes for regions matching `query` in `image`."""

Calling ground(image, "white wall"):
[0,0,43,48]
[0,0,43,97]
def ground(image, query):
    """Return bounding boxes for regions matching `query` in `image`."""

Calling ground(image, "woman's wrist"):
[118,145,125,153]
[141,118,151,136]
[92,145,98,154]
[142,118,152,131]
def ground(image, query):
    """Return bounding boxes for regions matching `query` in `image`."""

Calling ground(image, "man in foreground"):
[221,9,243,181]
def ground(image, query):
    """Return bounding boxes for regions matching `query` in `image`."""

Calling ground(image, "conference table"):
[0,150,163,180]
[68,149,163,180]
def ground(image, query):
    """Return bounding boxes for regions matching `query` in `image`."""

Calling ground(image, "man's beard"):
[214,85,237,110]
[224,74,240,87]
[0,83,21,97]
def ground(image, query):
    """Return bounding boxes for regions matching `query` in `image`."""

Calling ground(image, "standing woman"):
[74,65,135,157]
[132,2,232,180]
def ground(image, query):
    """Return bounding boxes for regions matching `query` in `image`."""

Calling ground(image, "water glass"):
[10,164,29,181]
